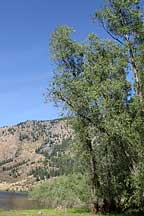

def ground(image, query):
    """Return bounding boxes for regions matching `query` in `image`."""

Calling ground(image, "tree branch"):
[101,22,123,45]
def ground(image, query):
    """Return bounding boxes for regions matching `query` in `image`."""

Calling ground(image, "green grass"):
[0,209,126,216]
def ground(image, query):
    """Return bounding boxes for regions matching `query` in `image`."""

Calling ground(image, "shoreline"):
[0,190,28,195]
[0,176,36,192]
[0,182,11,191]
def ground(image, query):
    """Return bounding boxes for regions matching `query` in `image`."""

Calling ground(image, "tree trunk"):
[129,45,143,101]
[102,198,117,213]
[85,137,100,213]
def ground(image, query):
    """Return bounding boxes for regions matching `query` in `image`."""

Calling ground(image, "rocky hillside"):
[0,119,73,190]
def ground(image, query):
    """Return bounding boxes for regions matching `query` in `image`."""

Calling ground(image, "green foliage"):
[30,174,91,208]
[47,0,144,213]
[0,158,13,166]
[3,160,28,171]
[29,167,50,181]
[95,0,144,99]
[36,137,75,177]
[7,127,16,135]
[19,132,30,141]
[9,167,20,178]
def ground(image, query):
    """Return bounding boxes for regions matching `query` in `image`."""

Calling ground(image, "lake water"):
[0,191,44,210]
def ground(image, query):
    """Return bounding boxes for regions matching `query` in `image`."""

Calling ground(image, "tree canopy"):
[47,0,144,213]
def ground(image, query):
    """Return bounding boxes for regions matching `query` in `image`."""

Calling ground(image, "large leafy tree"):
[95,0,144,100]
[48,0,144,213]
[95,0,144,210]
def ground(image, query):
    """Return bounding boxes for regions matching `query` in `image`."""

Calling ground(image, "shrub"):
[30,174,91,208]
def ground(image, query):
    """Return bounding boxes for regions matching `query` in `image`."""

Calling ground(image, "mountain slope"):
[0,119,73,190]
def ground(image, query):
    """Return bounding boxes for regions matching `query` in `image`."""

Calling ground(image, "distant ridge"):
[0,118,73,191]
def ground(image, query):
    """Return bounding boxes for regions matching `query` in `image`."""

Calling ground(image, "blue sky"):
[0,0,105,127]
